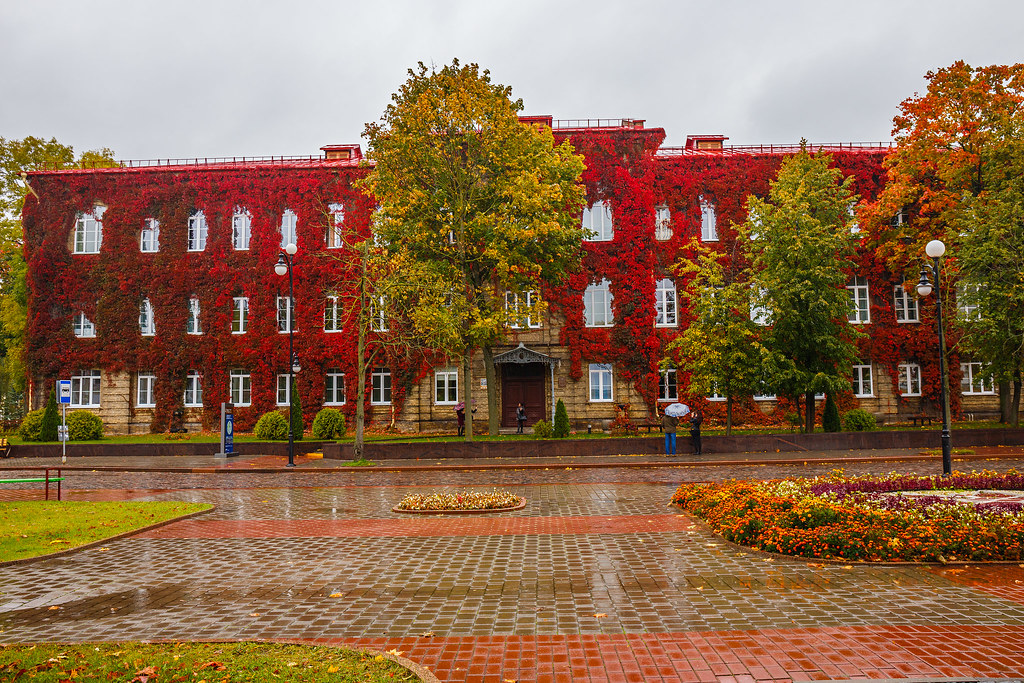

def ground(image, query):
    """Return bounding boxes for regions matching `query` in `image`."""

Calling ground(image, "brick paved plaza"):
[2,450,1024,682]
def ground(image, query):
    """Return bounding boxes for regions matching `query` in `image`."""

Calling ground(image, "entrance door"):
[501,363,546,427]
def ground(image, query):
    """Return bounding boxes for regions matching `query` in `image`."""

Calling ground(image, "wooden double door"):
[501,363,546,427]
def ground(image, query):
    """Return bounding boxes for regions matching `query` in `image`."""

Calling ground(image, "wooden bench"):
[0,468,63,500]
[909,414,935,427]
[0,438,9,459]
[633,419,663,433]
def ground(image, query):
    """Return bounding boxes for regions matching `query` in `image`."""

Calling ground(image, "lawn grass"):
[0,501,211,562]
[0,642,419,682]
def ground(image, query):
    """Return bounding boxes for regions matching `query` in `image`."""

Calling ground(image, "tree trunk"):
[804,392,815,433]
[1013,378,1022,428]
[462,350,473,441]
[482,344,499,435]
[725,396,733,436]
[354,328,366,460]
[999,380,1013,423]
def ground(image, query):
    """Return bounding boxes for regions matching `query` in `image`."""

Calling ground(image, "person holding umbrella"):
[662,403,690,456]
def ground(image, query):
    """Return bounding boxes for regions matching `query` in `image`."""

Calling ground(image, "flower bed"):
[393,489,524,513]
[671,470,1024,562]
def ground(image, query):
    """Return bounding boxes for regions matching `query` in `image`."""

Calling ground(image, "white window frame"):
[324,295,342,332]
[582,201,613,242]
[73,312,96,338]
[750,287,771,326]
[184,371,203,407]
[70,369,101,408]
[139,299,155,336]
[655,278,677,327]
[326,203,345,248]
[847,276,870,324]
[753,392,777,401]
[654,205,672,241]
[584,279,613,327]
[588,363,613,402]
[434,368,459,405]
[187,297,202,335]
[847,202,860,234]
[957,284,981,321]
[898,363,921,397]
[73,206,105,254]
[893,284,919,323]
[505,290,540,329]
[371,367,392,405]
[229,370,251,407]
[700,197,718,242]
[960,362,995,395]
[324,371,346,406]
[852,364,873,398]
[658,368,678,402]
[188,210,208,252]
[371,296,387,332]
[280,209,298,248]
[277,296,295,333]
[137,373,156,408]
[276,374,291,406]
[231,297,248,334]
[140,218,160,253]
[232,208,251,250]
[708,384,726,402]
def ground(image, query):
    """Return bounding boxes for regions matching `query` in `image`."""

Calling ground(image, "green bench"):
[0,469,63,500]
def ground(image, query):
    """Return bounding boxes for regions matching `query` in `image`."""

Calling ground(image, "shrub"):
[41,392,59,442]
[553,399,570,438]
[842,408,876,432]
[822,393,840,432]
[253,411,288,440]
[312,408,345,439]
[532,419,552,439]
[18,409,45,442]
[66,410,103,441]
[289,378,304,441]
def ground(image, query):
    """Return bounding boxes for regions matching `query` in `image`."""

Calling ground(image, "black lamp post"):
[916,238,952,476]
[275,242,299,467]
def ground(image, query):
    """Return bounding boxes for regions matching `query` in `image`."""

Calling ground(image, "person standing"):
[456,406,465,437]
[689,408,703,455]
[516,402,527,434]
[661,412,679,456]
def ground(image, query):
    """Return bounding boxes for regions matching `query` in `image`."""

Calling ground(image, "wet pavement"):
[1,449,1023,681]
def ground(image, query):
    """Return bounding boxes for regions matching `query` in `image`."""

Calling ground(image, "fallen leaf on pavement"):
[386,649,404,657]
[419,631,435,637]
[199,661,226,671]
[593,613,607,618]
[329,593,343,598]
[48,606,61,610]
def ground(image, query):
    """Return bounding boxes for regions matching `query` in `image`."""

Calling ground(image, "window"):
[582,201,613,241]
[188,210,208,251]
[708,384,726,402]
[370,296,387,332]
[139,299,155,336]
[894,283,918,323]
[324,371,346,405]
[852,364,873,397]
[280,209,298,248]
[187,297,202,335]
[847,203,860,234]
[847,276,870,324]
[589,363,613,402]
[231,297,248,334]
[229,370,251,406]
[891,207,909,228]
[371,367,391,405]
[584,279,613,327]
[140,218,160,252]
[73,312,95,338]
[957,283,981,321]
[434,368,459,404]
[184,372,203,407]
[370,207,387,247]
[276,374,291,406]
[747,204,762,240]
[71,369,101,407]
[655,278,677,327]
[322,295,342,332]
[753,391,777,401]
[505,290,540,329]
[326,203,344,248]
[137,373,156,408]
[654,205,672,241]
[73,205,105,254]
[961,362,995,395]
[232,208,251,250]
[750,287,771,326]
[898,363,921,397]
[700,197,718,242]
[277,296,295,333]
[658,368,677,401]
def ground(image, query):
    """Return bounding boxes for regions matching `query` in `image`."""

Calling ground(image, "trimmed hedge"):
[253,411,288,440]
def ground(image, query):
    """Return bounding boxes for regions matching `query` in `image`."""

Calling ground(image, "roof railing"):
[657,142,895,156]
[552,118,646,130]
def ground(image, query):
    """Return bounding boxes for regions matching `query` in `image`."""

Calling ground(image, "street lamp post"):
[275,242,299,468]
[916,239,952,476]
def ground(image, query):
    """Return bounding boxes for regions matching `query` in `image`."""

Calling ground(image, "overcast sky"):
[2,1,1022,161]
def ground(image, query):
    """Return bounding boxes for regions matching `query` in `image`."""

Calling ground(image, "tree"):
[553,399,570,438]
[359,60,587,439]
[0,137,116,418]
[41,390,58,442]
[822,392,841,432]
[864,62,1024,423]
[739,145,864,433]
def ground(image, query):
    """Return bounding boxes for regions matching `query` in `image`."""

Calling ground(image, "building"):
[20,119,1001,434]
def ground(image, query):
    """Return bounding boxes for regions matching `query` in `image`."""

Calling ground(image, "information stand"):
[215,402,236,458]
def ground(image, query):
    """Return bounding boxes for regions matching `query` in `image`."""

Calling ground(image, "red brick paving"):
[136,514,698,539]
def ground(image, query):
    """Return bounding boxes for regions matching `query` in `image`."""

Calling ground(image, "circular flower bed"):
[671,469,1024,563]
[393,489,525,514]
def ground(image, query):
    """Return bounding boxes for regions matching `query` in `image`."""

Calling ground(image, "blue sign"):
[57,380,71,404]
[224,411,234,454]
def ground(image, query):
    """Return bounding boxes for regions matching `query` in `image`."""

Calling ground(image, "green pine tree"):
[553,399,570,438]
[289,378,303,441]
[41,391,59,441]
[822,393,841,432]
